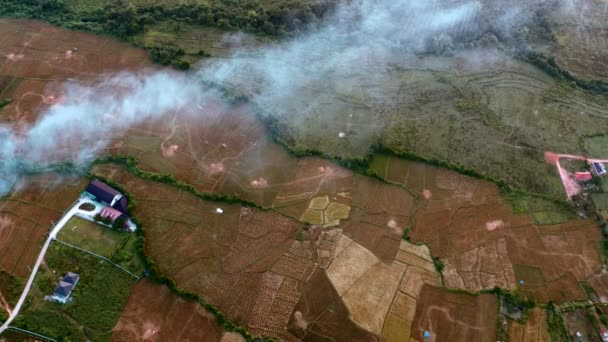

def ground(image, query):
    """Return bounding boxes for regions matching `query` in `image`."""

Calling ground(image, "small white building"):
[592,162,607,176]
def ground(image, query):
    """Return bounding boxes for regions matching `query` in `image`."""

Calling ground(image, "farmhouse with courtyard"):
[51,272,80,304]
[83,179,136,231]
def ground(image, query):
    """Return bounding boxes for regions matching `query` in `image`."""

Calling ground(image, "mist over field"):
[0,0,589,196]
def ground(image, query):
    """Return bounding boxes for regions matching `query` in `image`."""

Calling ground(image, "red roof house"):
[100,206,124,221]
[574,171,593,182]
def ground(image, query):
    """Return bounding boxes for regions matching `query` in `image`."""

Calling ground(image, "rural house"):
[84,179,129,213]
[51,272,80,304]
[592,162,607,176]
[574,171,593,182]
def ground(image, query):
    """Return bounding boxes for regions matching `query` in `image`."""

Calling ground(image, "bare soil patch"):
[507,308,550,342]
[91,164,305,339]
[0,174,88,278]
[374,156,603,303]
[112,279,224,341]
[411,285,498,342]
[287,269,378,342]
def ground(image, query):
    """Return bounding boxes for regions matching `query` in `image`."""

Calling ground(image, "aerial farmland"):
[1,0,608,341]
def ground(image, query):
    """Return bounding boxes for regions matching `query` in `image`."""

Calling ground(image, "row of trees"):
[520,50,608,95]
[1,0,338,38]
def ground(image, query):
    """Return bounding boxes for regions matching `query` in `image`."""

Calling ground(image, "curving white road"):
[0,197,93,334]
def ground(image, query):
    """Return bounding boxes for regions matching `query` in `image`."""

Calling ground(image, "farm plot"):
[109,107,300,207]
[323,233,441,341]
[370,155,603,303]
[132,21,268,57]
[112,279,225,341]
[0,19,150,127]
[0,173,88,316]
[108,104,360,213]
[0,19,149,80]
[410,285,498,342]
[57,216,145,275]
[260,44,608,199]
[90,163,310,340]
[16,241,136,342]
[562,308,603,342]
[585,135,608,159]
[507,308,550,342]
[287,269,379,342]
[548,1,608,80]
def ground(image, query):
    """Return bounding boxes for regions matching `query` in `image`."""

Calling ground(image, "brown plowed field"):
[288,269,379,342]
[0,174,87,278]
[507,308,550,342]
[0,19,150,127]
[112,279,224,341]
[91,164,308,339]
[370,155,603,303]
[4,17,606,341]
[410,285,498,342]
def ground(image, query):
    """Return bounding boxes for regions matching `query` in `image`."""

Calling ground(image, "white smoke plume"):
[1,0,575,196]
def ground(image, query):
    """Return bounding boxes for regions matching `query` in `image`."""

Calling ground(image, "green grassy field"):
[58,217,123,257]
[57,217,145,275]
[14,242,136,342]
[503,192,577,225]
[585,135,608,159]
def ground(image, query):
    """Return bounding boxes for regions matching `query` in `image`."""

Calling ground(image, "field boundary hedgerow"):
[87,159,274,342]
[516,50,608,96]
[259,114,574,209]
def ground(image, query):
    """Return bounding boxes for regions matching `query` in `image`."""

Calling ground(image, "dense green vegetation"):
[147,46,190,69]
[13,242,135,342]
[502,190,577,224]
[0,99,12,110]
[546,302,570,342]
[0,269,24,308]
[0,0,337,69]
[0,0,336,38]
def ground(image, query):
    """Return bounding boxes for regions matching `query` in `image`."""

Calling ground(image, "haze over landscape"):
[1,0,608,341]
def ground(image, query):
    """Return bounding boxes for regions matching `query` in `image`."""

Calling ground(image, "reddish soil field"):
[109,108,356,213]
[507,308,550,342]
[410,285,498,342]
[92,164,310,340]
[288,269,378,342]
[371,155,603,303]
[0,19,150,126]
[342,175,415,263]
[0,174,88,279]
[112,279,224,341]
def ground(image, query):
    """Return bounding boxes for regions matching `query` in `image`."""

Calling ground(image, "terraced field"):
[370,155,604,303]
